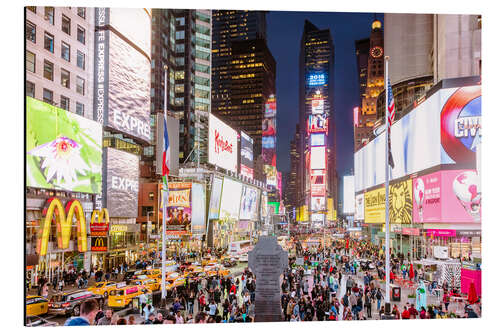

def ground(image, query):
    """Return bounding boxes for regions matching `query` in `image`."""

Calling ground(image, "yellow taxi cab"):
[204,265,231,277]
[169,277,186,289]
[202,257,217,266]
[145,269,161,278]
[26,296,49,316]
[107,284,148,309]
[184,265,203,275]
[87,281,118,297]
[131,278,160,292]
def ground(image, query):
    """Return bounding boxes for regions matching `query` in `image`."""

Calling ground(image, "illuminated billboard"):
[94,9,151,144]
[354,83,481,193]
[311,196,326,211]
[240,131,254,179]
[26,97,102,194]
[364,187,385,223]
[389,179,413,224]
[310,146,326,170]
[208,176,223,219]
[239,185,259,220]
[261,191,268,220]
[264,165,277,187]
[311,170,326,196]
[307,73,326,86]
[263,96,277,166]
[308,114,328,133]
[355,194,365,220]
[264,96,277,118]
[103,148,139,218]
[311,133,326,146]
[268,202,280,215]
[208,114,238,172]
[191,183,206,234]
[311,213,325,223]
[219,177,242,221]
[343,176,355,215]
[166,182,192,235]
[413,169,480,223]
[311,98,324,114]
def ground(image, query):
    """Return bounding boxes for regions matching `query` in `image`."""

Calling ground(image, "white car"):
[239,253,248,262]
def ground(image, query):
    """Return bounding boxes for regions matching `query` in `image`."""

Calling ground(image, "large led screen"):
[103,148,139,217]
[307,73,327,86]
[264,165,278,187]
[239,185,259,220]
[108,31,151,143]
[26,97,102,194]
[364,187,385,223]
[311,133,326,146]
[355,194,365,220]
[311,196,326,211]
[208,114,238,172]
[261,192,268,220]
[389,179,413,224]
[354,84,481,193]
[310,146,326,170]
[208,176,223,219]
[166,182,192,235]
[311,98,324,114]
[109,8,151,56]
[311,170,326,196]
[308,114,328,133]
[343,175,355,215]
[240,131,254,179]
[412,169,480,223]
[191,183,206,234]
[219,177,242,221]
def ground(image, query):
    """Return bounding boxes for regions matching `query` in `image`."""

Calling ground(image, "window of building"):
[45,7,54,25]
[77,7,86,19]
[76,102,84,116]
[62,15,71,35]
[43,88,53,104]
[175,17,185,26]
[44,32,54,52]
[76,76,85,95]
[26,51,35,73]
[43,60,53,81]
[26,6,36,13]
[60,95,70,110]
[76,50,85,69]
[77,25,85,44]
[175,84,184,93]
[175,30,185,40]
[26,21,36,43]
[175,44,185,53]
[26,81,35,97]
[61,68,70,88]
[175,71,185,80]
[61,42,70,61]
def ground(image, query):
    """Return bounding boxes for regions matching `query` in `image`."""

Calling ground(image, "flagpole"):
[161,65,168,305]
[384,55,391,315]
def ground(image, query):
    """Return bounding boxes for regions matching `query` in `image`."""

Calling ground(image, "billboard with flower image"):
[26,97,102,194]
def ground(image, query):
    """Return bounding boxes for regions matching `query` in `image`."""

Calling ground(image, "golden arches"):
[90,208,109,225]
[36,198,88,256]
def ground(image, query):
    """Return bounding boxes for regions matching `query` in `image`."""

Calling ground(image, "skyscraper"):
[298,20,336,224]
[354,19,384,152]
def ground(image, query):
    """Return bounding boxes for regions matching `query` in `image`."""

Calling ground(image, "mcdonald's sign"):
[91,237,108,252]
[37,197,88,256]
[90,208,110,237]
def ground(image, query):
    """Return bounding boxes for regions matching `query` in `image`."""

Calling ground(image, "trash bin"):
[391,286,401,302]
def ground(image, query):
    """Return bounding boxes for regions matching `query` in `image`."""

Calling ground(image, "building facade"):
[298,20,336,225]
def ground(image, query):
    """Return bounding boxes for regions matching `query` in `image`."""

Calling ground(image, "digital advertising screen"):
[311,213,325,223]
[208,176,223,220]
[310,146,326,170]
[311,98,324,114]
[219,177,242,221]
[311,196,326,211]
[311,133,326,146]
[355,194,365,221]
[307,73,327,86]
[268,202,280,215]
[166,182,192,235]
[109,8,151,56]
[412,169,480,223]
[389,179,413,224]
[26,97,102,194]
[208,114,238,172]
[191,182,206,234]
[240,131,254,179]
[354,84,481,193]
[308,114,328,133]
[239,185,259,220]
[343,176,355,215]
[261,192,268,220]
[364,187,386,223]
[264,165,278,187]
[264,96,277,118]
[311,170,326,197]
[327,198,335,221]
[103,148,139,218]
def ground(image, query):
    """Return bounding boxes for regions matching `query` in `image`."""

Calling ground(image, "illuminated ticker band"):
[37,197,88,256]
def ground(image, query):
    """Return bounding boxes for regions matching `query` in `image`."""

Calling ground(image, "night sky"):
[267,11,383,178]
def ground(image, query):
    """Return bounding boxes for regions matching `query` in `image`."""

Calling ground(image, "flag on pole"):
[387,79,395,169]
[162,111,170,184]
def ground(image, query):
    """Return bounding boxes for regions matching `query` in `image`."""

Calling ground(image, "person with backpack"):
[376,287,383,311]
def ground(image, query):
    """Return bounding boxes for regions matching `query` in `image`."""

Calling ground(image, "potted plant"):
[407,293,416,304]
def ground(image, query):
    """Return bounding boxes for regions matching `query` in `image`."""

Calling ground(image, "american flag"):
[162,111,170,183]
[387,79,395,169]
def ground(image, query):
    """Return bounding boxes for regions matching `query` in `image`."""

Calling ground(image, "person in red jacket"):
[230,283,237,296]
[408,304,419,319]
[390,270,395,284]
[401,306,411,319]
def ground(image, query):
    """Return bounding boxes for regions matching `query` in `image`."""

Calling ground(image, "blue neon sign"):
[307,73,326,86]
